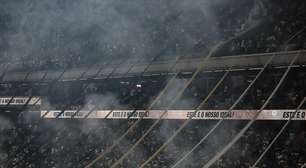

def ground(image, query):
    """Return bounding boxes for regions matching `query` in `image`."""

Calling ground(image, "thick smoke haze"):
[0,0,266,69]
[0,116,13,163]
[0,0,270,167]
[83,93,125,110]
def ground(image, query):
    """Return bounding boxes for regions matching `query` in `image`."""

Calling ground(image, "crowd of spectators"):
[0,114,305,167]
[1,66,304,111]
[214,0,306,57]
[0,0,306,167]
[0,0,305,71]
[0,66,305,167]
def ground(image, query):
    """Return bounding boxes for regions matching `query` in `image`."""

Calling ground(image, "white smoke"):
[0,116,13,164]
[0,0,267,67]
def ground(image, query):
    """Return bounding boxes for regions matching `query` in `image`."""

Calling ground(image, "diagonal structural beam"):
[162,54,275,168]
[250,96,306,168]
[109,45,230,168]
[84,49,182,119]
[82,55,202,166]
[54,60,115,118]
[84,21,261,168]
[41,60,112,118]
[169,27,306,168]
[139,68,232,168]
[202,51,299,168]
[3,71,32,109]
[108,23,264,168]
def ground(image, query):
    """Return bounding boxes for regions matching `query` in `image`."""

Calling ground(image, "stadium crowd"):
[0,0,306,167]
[0,0,305,70]
[0,114,305,167]
[0,66,305,167]
[1,67,305,111]
[223,0,306,56]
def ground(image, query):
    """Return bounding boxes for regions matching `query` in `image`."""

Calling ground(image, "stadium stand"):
[0,0,306,168]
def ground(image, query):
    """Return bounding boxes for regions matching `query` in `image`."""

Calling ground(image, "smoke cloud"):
[0,0,266,68]
[0,116,13,163]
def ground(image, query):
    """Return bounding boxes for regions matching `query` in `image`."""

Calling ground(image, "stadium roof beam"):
[0,50,306,83]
